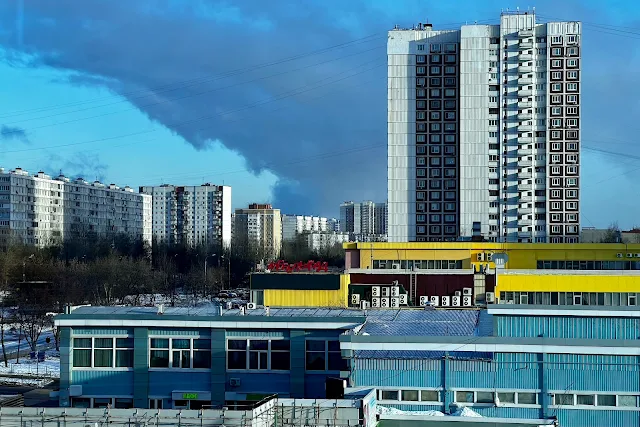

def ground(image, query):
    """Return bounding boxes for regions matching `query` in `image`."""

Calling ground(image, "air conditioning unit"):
[390,297,400,308]
[380,297,390,308]
[430,295,440,306]
[634,254,640,258]
[390,286,400,297]
[230,378,241,387]
[627,253,634,259]
[486,252,494,262]
[351,294,360,306]
[360,300,370,309]
[246,302,257,310]
[477,253,485,261]
[381,287,390,297]
[392,263,401,270]
[371,286,381,297]
[617,253,624,258]
[455,291,462,297]
[463,296,473,307]
[372,297,381,308]
[486,292,495,303]
[452,296,461,306]
[463,288,472,296]
[399,294,408,305]
[419,296,429,306]
[441,296,451,306]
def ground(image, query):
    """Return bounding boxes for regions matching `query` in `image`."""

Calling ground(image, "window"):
[567,106,578,115]
[567,82,578,92]
[498,393,515,404]
[567,94,578,103]
[430,134,441,143]
[551,106,562,116]
[430,88,441,97]
[445,43,456,52]
[567,47,579,56]
[619,395,638,407]
[417,111,426,120]
[551,59,562,68]
[445,111,456,120]
[417,44,425,51]
[555,394,574,405]
[551,36,563,44]
[416,134,426,143]
[551,83,562,92]
[445,66,456,74]
[421,390,439,402]
[430,44,441,53]
[476,392,494,403]
[227,339,289,371]
[567,118,578,127]
[456,391,474,403]
[151,338,211,369]
[73,337,134,369]
[417,55,426,63]
[567,130,578,139]
[430,55,441,64]
[417,66,426,74]
[306,340,344,371]
[567,59,578,67]
[430,66,441,74]
[568,35,578,43]
[518,393,537,405]
[489,97,497,103]
[444,88,456,97]
[431,111,441,120]
[567,70,578,79]
[444,77,456,86]
[445,54,456,63]
[430,77,441,85]
[597,395,616,407]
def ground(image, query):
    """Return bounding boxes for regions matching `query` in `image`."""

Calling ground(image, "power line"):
[0,32,386,119]
[1,44,386,130]
[0,60,386,155]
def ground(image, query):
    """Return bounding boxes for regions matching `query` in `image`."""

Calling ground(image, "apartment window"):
[567,178,578,187]
[416,134,426,143]
[551,119,562,128]
[445,43,456,53]
[430,66,441,74]
[417,157,426,166]
[567,201,578,210]
[551,59,562,68]
[417,66,426,75]
[444,100,456,109]
[416,88,426,98]
[551,106,562,116]
[489,131,498,137]
[445,66,456,74]
[430,225,441,233]
[551,202,561,211]
[489,97,498,103]
[567,130,578,139]
[430,146,441,154]
[416,100,426,109]
[444,146,455,154]
[551,142,562,151]
[567,47,579,56]
[444,77,456,86]
[489,120,498,126]
[444,191,456,199]
[551,83,562,92]
[430,134,441,143]
[567,106,578,115]
[430,54,442,64]
[416,55,426,64]
[567,70,578,79]
[417,192,425,200]
[567,142,578,151]
[430,88,442,97]
[567,82,578,92]
[150,338,211,369]
[567,94,578,103]
[567,118,578,127]
[551,71,562,80]
[430,77,441,85]
[430,169,441,178]
[228,339,290,371]
[444,88,456,97]
[444,123,456,132]
[416,146,426,154]
[430,44,441,53]
[567,189,578,198]
[430,100,441,109]
[551,47,563,57]
[551,36,563,44]
[567,59,578,67]
[417,44,425,51]
[445,54,456,63]
[417,111,426,120]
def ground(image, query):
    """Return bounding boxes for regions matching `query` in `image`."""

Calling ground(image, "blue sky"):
[0,0,639,226]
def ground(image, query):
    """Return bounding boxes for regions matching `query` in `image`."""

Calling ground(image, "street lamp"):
[22,254,34,282]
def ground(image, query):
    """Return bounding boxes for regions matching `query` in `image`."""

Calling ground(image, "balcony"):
[517,112,532,120]
[519,171,532,179]
[518,77,533,85]
[519,41,533,49]
[518,218,532,226]
[518,89,532,97]
[518,183,532,191]
[519,29,534,38]
[518,148,532,156]
[518,158,532,167]
[519,207,532,214]
[520,193,533,202]
[519,53,533,61]
[518,65,533,73]
[518,101,532,108]
[518,230,532,238]
[535,158,547,166]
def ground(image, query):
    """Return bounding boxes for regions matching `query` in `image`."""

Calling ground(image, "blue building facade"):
[56,305,640,427]
[56,307,363,409]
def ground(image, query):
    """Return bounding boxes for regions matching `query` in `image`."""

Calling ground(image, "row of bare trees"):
[0,232,346,364]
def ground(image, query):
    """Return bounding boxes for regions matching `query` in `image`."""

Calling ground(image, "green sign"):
[182,393,199,400]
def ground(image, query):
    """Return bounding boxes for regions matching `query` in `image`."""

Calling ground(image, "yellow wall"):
[496,274,640,297]
[263,274,350,307]
[345,242,640,270]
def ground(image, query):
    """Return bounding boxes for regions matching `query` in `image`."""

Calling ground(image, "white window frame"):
[377,388,442,404]
[567,83,578,92]
[72,336,134,370]
[150,337,212,371]
[567,59,578,67]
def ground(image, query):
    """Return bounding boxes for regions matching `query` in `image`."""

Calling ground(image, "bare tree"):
[600,222,622,243]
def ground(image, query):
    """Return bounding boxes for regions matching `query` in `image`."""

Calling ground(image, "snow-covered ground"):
[0,350,60,387]
[376,405,482,418]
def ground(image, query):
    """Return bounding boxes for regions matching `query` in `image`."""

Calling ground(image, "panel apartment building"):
[388,12,581,243]
[0,167,151,247]
[339,201,387,241]
[233,203,282,259]
[139,184,231,249]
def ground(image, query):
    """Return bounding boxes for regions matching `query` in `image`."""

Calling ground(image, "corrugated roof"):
[69,305,365,318]
[361,309,491,337]
[354,350,493,360]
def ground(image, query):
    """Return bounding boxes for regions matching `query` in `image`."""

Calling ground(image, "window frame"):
[72,336,134,370]
[305,339,344,372]
[149,337,212,371]
[226,338,291,372]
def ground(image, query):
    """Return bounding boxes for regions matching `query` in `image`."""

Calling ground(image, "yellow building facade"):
[344,242,640,305]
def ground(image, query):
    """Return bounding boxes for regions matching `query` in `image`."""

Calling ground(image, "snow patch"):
[452,407,483,418]
[0,350,60,379]
[376,406,445,417]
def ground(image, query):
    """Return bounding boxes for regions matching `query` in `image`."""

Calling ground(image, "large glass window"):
[227,339,290,371]
[150,338,211,369]
[73,337,133,369]
[305,340,346,371]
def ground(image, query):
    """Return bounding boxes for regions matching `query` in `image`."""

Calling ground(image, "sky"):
[0,1,639,226]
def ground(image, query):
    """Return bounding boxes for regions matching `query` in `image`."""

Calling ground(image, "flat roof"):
[344,242,640,250]
[488,305,640,317]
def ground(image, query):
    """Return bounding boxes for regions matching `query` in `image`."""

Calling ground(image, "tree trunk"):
[0,325,7,367]
[16,334,21,363]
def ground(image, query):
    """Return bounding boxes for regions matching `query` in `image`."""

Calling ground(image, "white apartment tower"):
[281,215,328,241]
[388,12,581,243]
[140,184,232,248]
[0,167,152,247]
[233,204,282,259]
[340,201,387,236]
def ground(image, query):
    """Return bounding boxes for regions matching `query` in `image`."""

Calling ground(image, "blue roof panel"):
[354,350,494,360]
[361,309,491,337]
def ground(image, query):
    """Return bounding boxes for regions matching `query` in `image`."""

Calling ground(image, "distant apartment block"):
[233,203,282,259]
[139,184,231,249]
[0,167,151,247]
[339,201,387,240]
[281,215,328,241]
[387,12,581,243]
[306,232,350,252]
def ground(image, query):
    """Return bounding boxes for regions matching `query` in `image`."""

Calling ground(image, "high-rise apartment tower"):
[387,12,581,243]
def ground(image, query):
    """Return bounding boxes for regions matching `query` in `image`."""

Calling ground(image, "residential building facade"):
[387,12,581,243]
[140,184,231,249]
[306,231,350,252]
[0,168,151,247]
[281,215,328,241]
[233,203,282,259]
[339,201,387,240]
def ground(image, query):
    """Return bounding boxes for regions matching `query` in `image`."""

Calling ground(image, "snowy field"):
[0,350,59,387]
[377,405,482,418]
